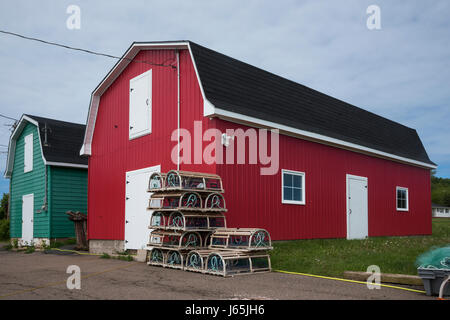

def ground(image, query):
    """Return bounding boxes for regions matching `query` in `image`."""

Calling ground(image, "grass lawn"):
[270,218,450,277]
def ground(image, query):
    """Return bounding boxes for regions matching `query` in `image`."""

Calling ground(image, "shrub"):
[0,194,8,220]
[117,255,133,262]
[0,219,10,240]
[24,246,35,254]
[100,253,111,259]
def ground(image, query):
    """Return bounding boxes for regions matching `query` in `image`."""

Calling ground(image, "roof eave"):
[205,106,437,170]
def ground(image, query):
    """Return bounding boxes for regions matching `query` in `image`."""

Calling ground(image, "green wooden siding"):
[49,166,88,238]
[9,123,49,238]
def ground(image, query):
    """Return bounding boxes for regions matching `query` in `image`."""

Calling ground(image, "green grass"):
[270,218,450,277]
[49,238,77,248]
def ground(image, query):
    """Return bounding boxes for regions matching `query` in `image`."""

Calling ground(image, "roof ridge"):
[25,114,86,127]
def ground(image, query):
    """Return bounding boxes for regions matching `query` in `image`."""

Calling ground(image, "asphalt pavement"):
[0,250,432,300]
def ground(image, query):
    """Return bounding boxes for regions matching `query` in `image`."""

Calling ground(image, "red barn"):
[80,41,436,253]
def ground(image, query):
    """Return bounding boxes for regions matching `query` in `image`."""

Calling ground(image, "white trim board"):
[208,107,436,170]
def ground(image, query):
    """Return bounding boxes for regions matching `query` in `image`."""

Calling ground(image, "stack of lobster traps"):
[146,170,272,277]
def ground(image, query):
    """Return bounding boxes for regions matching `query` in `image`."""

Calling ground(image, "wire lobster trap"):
[185,250,215,273]
[164,211,227,231]
[205,251,272,277]
[149,230,204,249]
[147,248,186,270]
[209,228,272,251]
[164,170,224,192]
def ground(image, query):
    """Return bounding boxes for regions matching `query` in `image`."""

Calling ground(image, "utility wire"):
[0,113,17,121]
[0,30,177,69]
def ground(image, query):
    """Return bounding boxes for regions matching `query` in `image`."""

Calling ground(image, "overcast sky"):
[1,0,449,195]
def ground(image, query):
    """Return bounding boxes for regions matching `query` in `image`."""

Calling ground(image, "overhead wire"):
[0,113,18,121]
[0,30,177,69]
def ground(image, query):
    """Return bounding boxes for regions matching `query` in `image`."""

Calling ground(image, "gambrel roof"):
[4,114,88,178]
[81,41,435,169]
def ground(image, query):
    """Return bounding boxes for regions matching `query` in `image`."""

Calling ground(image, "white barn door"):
[129,70,152,140]
[346,175,368,239]
[124,165,160,250]
[22,194,34,245]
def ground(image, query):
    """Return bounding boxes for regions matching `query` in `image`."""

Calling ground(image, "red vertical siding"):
[88,48,431,241]
[215,120,432,240]
[88,49,213,240]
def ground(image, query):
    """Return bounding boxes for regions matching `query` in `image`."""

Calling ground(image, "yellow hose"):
[273,269,426,294]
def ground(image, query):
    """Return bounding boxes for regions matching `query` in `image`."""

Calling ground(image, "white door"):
[124,165,160,250]
[22,194,34,245]
[129,70,152,139]
[346,175,368,239]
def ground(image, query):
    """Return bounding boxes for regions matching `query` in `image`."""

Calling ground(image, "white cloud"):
[0,0,449,194]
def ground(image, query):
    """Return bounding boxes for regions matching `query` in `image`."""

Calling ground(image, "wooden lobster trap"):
[184,250,215,273]
[147,248,186,270]
[148,171,224,193]
[164,170,224,192]
[209,228,272,251]
[205,251,272,277]
[147,247,165,267]
[162,211,227,231]
[149,230,205,249]
[148,172,167,191]
[148,191,202,210]
[148,191,226,212]
[149,211,171,229]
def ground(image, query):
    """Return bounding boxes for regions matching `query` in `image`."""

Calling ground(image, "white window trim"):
[396,186,409,212]
[129,69,152,140]
[24,133,33,173]
[281,169,305,205]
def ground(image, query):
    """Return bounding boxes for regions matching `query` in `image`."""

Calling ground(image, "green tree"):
[443,192,450,207]
[0,193,9,220]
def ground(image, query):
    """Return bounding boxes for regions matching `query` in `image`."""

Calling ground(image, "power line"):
[0,113,17,121]
[0,30,176,69]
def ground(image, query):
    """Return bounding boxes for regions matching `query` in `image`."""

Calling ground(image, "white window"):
[396,187,408,211]
[24,133,33,173]
[282,169,305,205]
[129,69,152,140]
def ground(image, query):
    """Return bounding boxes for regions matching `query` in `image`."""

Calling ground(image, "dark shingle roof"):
[25,115,87,165]
[189,42,434,166]
[432,202,449,208]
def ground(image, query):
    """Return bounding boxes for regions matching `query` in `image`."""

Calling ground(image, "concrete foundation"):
[89,240,125,254]
[11,238,50,248]
[135,249,148,262]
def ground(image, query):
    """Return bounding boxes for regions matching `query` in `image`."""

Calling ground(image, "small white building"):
[432,203,450,218]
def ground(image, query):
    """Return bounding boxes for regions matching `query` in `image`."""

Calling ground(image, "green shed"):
[4,114,88,246]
